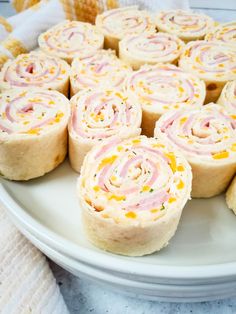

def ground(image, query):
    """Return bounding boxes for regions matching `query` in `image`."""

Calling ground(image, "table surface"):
[1,2,236,313]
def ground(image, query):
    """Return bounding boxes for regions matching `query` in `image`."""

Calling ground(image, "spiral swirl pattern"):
[179,40,236,82]
[205,22,236,47]
[156,10,214,42]
[38,20,104,63]
[69,89,141,141]
[125,64,205,135]
[126,64,205,113]
[0,52,70,95]
[79,135,192,223]
[95,6,155,50]
[119,32,185,69]
[217,81,236,115]
[70,49,132,95]
[0,89,69,136]
[155,104,236,163]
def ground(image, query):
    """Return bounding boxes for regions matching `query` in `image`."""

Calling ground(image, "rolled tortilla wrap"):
[0,51,70,96]
[38,20,104,64]
[125,63,206,136]
[70,49,132,96]
[226,176,236,215]
[95,6,155,52]
[68,88,142,173]
[217,80,236,115]
[78,135,192,256]
[0,88,70,180]
[156,10,215,42]
[205,21,236,48]
[119,32,185,70]
[155,104,236,198]
[179,40,236,103]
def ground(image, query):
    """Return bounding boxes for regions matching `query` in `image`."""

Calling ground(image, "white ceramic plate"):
[10,225,236,302]
[1,160,236,292]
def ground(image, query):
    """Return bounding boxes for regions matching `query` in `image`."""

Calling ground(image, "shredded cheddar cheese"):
[231,144,236,152]
[125,211,137,219]
[25,128,41,135]
[177,179,184,190]
[168,197,177,203]
[212,151,229,159]
[152,143,165,148]
[177,165,184,172]
[110,175,117,181]
[165,152,177,173]
[142,185,151,192]
[180,117,187,125]
[93,186,100,192]
[117,146,123,152]
[132,139,141,145]
[98,155,117,170]
[108,194,126,201]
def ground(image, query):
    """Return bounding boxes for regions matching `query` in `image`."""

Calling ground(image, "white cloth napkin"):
[0,205,69,314]
[0,1,48,42]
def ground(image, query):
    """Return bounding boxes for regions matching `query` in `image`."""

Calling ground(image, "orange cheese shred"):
[125,211,137,219]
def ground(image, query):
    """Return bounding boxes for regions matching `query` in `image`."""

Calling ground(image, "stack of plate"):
[1,160,236,302]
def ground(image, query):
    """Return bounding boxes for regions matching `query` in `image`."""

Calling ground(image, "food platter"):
[1,4,236,302]
[1,159,236,301]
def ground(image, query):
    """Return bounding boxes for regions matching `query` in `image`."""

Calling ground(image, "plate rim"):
[19,227,236,302]
[2,182,236,282]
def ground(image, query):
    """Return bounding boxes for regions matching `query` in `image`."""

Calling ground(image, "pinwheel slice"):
[70,49,132,96]
[156,10,215,42]
[155,104,236,198]
[217,80,236,115]
[226,176,236,215]
[119,32,185,70]
[179,40,236,103]
[95,6,155,52]
[125,63,205,136]
[38,20,104,64]
[0,88,70,180]
[78,135,192,256]
[69,88,142,173]
[0,51,70,96]
[205,21,236,48]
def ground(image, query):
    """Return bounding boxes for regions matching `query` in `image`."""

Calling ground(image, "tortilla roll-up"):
[70,49,132,96]
[0,89,70,181]
[38,20,104,64]
[119,32,185,70]
[226,176,236,215]
[69,88,141,173]
[95,6,155,52]
[156,10,214,42]
[155,104,236,198]
[125,63,205,137]
[179,40,236,103]
[78,135,192,256]
[0,51,70,96]
[205,22,236,48]
[217,80,236,114]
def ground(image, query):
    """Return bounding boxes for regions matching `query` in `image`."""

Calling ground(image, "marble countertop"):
[50,261,236,314]
[1,2,236,313]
